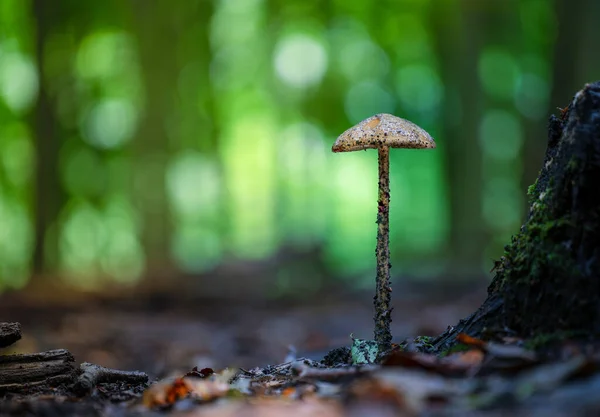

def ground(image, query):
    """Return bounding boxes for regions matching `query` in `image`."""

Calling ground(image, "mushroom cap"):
[332,113,436,152]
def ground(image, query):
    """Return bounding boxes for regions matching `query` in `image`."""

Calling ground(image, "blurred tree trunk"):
[550,0,588,109]
[431,0,485,278]
[129,0,180,278]
[31,0,64,275]
[519,0,559,222]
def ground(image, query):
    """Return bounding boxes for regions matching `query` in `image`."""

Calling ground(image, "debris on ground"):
[4,321,598,416]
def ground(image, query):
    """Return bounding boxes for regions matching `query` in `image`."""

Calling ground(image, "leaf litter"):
[132,334,600,416]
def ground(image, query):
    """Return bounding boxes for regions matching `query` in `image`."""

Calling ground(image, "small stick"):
[292,363,378,382]
[73,362,148,396]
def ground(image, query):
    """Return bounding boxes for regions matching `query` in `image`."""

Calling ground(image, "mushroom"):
[332,113,436,352]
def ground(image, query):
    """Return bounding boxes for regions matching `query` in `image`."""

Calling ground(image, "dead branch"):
[72,362,148,396]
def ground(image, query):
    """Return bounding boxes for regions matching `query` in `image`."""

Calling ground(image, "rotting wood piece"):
[0,322,22,348]
[0,349,77,393]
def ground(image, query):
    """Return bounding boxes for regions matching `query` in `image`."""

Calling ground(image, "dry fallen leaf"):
[382,351,438,369]
[281,386,296,397]
[350,369,472,414]
[382,349,481,376]
[185,366,215,378]
[456,333,537,362]
[348,377,406,409]
[143,368,238,408]
[184,377,230,402]
[143,377,190,408]
[183,397,343,417]
[456,333,487,349]
[441,349,485,368]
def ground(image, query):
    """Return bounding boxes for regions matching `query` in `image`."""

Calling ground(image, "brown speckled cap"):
[332,113,436,152]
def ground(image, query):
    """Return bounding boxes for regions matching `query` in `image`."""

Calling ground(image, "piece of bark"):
[0,349,77,393]
[432,81,600,352]
[0,322,22,348]
[72,362,148,396]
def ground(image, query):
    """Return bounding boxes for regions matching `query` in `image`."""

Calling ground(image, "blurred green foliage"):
[0,0,598,292]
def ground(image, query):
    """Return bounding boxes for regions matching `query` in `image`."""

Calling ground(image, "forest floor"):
[1,280,599,416]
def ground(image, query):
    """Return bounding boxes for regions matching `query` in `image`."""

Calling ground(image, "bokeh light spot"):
[76,31,136,80]
[478,48,520,101]
[274,34,328,88]
[81,98,137,149]
[479,110,523,161]
[59,201,105,285]
[483,178,522,230]
[344,80,395,123]
[0,195,33,288]
[0,122,33,188]
[101,197,144,283]
[337,39,389,81]
[172,227,222,273]
[515,73,549,120]
[0,50,38,114]
[395,65,443,114]
[167,151,221,217]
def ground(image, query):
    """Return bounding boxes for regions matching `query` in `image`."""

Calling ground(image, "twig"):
[292,363,378,382]
[73,362,148,396]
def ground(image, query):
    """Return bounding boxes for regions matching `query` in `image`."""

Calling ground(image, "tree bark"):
[432,81,600,351]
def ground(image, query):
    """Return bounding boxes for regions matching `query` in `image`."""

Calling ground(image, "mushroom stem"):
[375,145,392,351]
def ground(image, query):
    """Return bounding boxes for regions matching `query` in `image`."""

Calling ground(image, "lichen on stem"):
[374,146,392,351]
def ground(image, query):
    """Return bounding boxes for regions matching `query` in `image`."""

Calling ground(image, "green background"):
[0,0,598,295]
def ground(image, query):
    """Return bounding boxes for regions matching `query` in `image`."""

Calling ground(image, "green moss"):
[413,335,434,345]
[492,175,584,337]
[496,184,577,291]
[412,336,435,352]
[526,178,539,203]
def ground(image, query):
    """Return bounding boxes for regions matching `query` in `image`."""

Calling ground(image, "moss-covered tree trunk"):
[432,81,600,351]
